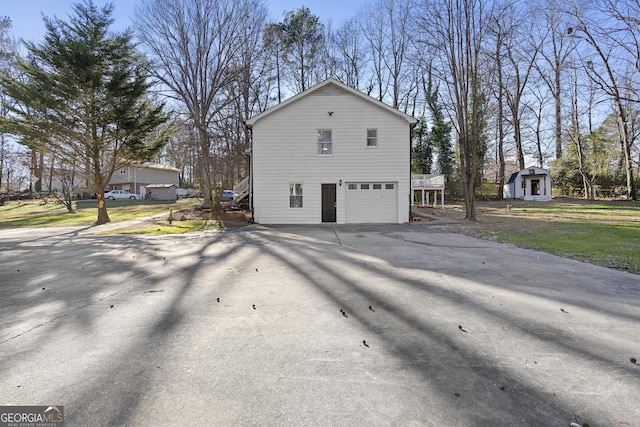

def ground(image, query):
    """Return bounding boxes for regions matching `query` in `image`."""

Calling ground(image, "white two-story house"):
[246,78,417,224]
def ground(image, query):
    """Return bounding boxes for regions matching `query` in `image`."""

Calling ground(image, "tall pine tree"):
[411,116,432,174]
[0,1,169,224]
[426,80,454,176]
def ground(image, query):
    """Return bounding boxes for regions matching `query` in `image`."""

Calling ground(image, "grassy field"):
[426,198,640,275]
[0,198,203,229]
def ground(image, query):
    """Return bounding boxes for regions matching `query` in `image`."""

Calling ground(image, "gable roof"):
[246,78,418,127]
[507,166,550,183]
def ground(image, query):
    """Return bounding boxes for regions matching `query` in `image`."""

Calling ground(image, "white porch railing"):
[411,174,445,208]
[411,174,445,189]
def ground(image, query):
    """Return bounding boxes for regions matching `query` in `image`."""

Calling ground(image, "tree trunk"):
[496,31,505,200]
[463,170,477,221]
[30,150,37,196]
[535,105,544,167]
[555,63,562,159]
[46,154,54,194]
[575,135,592,200]
[37,151,44,193]
[95,190,110,224]
[514,117,525,170]
[276,53,282,104]
[618,115,637,200]
[0,133,5,192]
[570,69,590,200]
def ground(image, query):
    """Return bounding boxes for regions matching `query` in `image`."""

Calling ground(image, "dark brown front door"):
[322,184,337,222]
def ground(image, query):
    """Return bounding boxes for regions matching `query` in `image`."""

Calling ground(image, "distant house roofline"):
[146,183,177,189]
[133,162,181,173]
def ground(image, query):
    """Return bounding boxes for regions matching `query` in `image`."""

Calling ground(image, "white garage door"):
[345,182,398,223]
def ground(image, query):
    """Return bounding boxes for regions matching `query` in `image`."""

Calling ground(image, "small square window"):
[318,130,332,155]
[290,183,303,208]
[348,183,357,190]
[367,129,378,147]
[385,183,394,190]
[361,184,370,190]
[119,168,127,175]
[373,184,382,189]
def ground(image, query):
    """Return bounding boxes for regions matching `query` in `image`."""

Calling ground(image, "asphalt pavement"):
[0,223,639,426]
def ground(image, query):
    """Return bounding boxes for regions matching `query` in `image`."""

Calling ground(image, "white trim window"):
[290,183,303,208]
[317,130,332,155]
[366,129,378,147]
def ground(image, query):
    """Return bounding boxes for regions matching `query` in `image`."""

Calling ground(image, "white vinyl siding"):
[251,82,412,224]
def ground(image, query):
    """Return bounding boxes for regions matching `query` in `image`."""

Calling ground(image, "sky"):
[3,0,374,43]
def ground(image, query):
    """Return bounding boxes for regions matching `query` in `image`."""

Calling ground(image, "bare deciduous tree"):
[135,0,263,211]
[487,1,513,199]
[360,0,416,109]
[500,3,542,171]
[419,0,489,220]
[535,0,577,160]
[568,1,638,199]
[334,18,367,90]
[263,23,285,103]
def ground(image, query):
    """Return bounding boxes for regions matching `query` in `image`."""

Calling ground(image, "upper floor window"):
[366,129,378,147]
[317,130,332,155]
[119,168,128,175]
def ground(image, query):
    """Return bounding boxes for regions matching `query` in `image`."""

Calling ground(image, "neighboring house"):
[504,166,552,201]
[145,183,177,200]
[246,78,418,224]
[108,163,180,198]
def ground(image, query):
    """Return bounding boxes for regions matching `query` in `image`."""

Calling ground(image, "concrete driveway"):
[0,223,639,426]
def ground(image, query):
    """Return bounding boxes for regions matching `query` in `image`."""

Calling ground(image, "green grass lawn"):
[0,198,199,228]
[472,199,640,274]
[4,197,639,275]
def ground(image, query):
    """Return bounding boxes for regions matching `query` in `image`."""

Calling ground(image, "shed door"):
[345,182,398,223]
[322,184,337,222]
